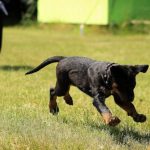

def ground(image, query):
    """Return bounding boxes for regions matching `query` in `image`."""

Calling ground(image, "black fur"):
[26,56,149,126]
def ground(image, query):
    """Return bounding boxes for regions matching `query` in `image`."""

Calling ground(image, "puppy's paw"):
[108,116,121,126]
[50,106,59,115]
[66,99,73,105]
[102,113,121,126]
[64,95,73,105]
[133,114,146,123]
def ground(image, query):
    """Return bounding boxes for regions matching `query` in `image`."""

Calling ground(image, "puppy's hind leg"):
[49,87,59,115]
[49,80,70,114]
[64,88,73,105]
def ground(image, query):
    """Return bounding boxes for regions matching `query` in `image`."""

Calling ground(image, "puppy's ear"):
[131,65,149,74]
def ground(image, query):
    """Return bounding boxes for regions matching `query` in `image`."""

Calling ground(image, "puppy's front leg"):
[93,93,120,126]
[113,94,146,123]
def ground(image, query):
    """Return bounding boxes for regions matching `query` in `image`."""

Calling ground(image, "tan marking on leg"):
[102,112,121,126]
[102,112,112,124]
[49,95,57,112]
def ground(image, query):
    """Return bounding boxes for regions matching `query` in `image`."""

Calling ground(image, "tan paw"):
[102,113,121,126]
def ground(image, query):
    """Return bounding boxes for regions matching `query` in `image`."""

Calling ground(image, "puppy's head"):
[110,64,149,102]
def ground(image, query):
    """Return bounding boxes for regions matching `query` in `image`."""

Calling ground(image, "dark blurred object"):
[0,0,8,52]
[2,0,37,25]
[2,0,21,25]
[0,0,37,52]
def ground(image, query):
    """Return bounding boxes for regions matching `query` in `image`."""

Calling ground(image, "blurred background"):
[2,0,150,29]
[2,0,37,25]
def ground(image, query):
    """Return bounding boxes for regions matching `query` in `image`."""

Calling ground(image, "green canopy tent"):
[109,0,150,25]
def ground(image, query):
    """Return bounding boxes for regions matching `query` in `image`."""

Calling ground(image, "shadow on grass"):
[90,123,150,145]
[0,65,33,72]
[58,115,150,145]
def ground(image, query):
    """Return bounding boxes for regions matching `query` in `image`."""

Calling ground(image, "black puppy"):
[26,56,149,126]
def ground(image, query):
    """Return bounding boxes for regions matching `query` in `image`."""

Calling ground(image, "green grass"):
[0,25,150,150]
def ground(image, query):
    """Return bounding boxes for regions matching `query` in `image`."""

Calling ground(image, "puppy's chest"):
[104,89,112,98]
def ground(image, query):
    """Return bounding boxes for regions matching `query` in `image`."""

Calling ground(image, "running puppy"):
[26,56,149,126]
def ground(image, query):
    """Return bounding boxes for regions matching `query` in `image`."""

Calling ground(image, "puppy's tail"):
[25,56,66,75]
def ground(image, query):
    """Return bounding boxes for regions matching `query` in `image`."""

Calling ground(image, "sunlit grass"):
[0,26,150,149]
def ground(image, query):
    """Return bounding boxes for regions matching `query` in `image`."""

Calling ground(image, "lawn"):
[0,25,150,150]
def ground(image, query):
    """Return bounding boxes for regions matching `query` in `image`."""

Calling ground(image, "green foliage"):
[108,23,150,34]
[21,0,37,23]
[0,26,150,149]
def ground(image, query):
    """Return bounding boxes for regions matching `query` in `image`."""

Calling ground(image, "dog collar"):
[103,63,116,89]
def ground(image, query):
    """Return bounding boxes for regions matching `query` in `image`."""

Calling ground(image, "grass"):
[0,25,150,150]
